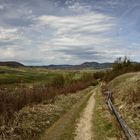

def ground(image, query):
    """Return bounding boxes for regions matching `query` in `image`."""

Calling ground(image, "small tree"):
[113,56,131,71]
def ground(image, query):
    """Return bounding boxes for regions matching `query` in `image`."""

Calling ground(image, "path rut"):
[74,91,96,140]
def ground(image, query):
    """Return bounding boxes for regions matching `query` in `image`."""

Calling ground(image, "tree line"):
[94,56,140,82]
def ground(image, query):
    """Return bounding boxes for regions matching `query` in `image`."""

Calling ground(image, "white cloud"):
[21,5,133,64]
[36,11,116,63]
[37,12,114,35]
[1,0,140,64]
[68,2,92,13]
[0,47,15,58]
[0,5,4,10]
[41,35,113,48]
[0,27,19,40]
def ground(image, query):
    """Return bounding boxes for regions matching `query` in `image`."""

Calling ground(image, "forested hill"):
[0,61,113,69]
[42,62,113,70]
[0,61,25,67]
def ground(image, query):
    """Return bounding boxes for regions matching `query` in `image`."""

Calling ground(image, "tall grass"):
[0,72,96,126]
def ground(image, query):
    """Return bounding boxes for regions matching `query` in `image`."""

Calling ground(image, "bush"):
[0,72,96,127]
[51,74,65,88]
[101,57,140,82]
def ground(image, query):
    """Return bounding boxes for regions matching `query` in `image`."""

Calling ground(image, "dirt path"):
[74,91,96,140]
[40,89,93,140]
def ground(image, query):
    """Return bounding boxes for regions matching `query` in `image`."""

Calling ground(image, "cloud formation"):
[0,0,140,65]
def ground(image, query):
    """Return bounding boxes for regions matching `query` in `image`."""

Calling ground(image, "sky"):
[0,0,140,65]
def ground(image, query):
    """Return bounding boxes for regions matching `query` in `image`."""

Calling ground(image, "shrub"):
[0,72,96,127]
[51,74,65,88]
[94,56,140,82]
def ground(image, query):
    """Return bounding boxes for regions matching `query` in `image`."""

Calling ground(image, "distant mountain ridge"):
[0,61,24,67]
[45,62,113,70]
[0,61,113,69]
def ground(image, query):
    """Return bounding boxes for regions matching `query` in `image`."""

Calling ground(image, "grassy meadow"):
[0,57,139,140]
[108,72,140,137]
[0,66,100,140]
[0,66,97,136]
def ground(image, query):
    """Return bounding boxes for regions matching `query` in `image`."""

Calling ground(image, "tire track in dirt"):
[40,88,94,140]
[74,90,96,140]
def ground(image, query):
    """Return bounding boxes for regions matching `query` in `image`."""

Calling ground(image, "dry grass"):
[0,72,96,124]
[93,86,122,140]
[108,72,140,138]
[0,87,93,140]
[0,67,98,139]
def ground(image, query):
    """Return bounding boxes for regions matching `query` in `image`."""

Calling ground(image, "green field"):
[0,66,91,85]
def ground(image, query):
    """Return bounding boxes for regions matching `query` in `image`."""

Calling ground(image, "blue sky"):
[0,0,140,65]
